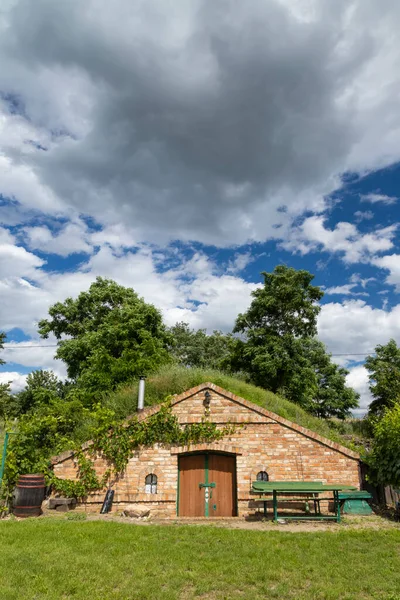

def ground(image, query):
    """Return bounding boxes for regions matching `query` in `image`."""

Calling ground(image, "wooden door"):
[209,454,236,517]
[178,454,205,517]
[178,453,237,517]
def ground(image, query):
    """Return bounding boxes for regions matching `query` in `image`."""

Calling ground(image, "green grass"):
[0,520,399,599]
[103,365,359,449]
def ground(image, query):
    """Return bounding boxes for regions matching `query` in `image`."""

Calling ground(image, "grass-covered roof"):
[103,365,362,450]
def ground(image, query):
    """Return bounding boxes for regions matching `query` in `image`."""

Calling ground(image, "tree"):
[368,403,400,486]
[291,339,359,419]
[12,370,62,416]
[229,266,358,418]
[235,265,324,340]
[365,339,400,417]
[168,322,232,369]
[232,265,323,393]
[38,278,171,394]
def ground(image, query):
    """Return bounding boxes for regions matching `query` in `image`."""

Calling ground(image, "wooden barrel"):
[13,474,46,518]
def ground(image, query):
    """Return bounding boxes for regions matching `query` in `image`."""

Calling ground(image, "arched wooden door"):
[178,453,237,517]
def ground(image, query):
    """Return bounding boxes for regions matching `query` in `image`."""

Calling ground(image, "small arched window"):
[145,474,157,494]
[256,471,269,482]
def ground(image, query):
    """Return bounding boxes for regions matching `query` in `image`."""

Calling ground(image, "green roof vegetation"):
[103,365,361,451]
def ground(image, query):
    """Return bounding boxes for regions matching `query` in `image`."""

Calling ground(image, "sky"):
[1,0,400,416]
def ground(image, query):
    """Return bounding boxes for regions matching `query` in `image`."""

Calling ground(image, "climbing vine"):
[49,398,236,498]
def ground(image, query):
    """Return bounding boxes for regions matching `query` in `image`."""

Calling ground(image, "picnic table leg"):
[263,500,267,518]
[335,491,341,523]
[273,490,278,522]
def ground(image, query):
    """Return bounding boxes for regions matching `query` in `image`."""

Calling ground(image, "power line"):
[4,345,58,348]
[3,345,376,357]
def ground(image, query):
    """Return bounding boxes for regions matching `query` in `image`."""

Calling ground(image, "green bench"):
[337,491,372,515]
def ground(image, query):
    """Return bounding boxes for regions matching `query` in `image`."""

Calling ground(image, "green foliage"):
[38,277,171,394]
[3,397,92,491]
[231,266,323,395]
[50,398,235,498]
[10,370,62,417]
[168,322,233,369]
[234,265,323,339]
[104,365,359,448]
[0,383,12,423]
[365,339,400,417]
[227,267,357,418]
[367,403,400,486]
[286,338,359,419]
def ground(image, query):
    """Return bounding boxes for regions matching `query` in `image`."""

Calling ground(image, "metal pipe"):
[138,376,146,412]
[0,432,9,482]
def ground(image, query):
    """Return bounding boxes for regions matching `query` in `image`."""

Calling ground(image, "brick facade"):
[52,383,361,517]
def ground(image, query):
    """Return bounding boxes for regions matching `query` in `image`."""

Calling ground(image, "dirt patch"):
[75,512,400,533]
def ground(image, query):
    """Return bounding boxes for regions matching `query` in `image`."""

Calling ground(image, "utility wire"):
[4,345,58,348]
[3,344,376,357]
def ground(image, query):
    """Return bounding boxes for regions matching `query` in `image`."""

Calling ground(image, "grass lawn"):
[0,519,399,600]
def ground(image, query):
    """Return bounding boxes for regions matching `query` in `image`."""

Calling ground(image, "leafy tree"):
[231,265,323,393]
[38,277,171,394]
[229,266,358,418]
[11,370,62,417]
[290,339,359,419]
[368,403,400,486]
[168,322,232,369]
[235,265,323,340]
[365,339,400,417]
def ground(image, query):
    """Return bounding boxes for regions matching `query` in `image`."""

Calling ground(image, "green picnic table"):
[251,481,357,523]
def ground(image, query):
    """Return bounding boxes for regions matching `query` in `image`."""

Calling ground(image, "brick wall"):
[52,384,361,517]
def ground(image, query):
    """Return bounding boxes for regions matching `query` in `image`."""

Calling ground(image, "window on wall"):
[145,474,157,494]
[256,471,269,482]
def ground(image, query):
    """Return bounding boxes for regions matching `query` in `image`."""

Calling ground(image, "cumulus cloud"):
[23,220,92,256]
[372,254,400,290]
[0,371,28,393]
[1,1,400,244]
[346,365,373,417]
[281,216,397,263]
[318,300,400,358]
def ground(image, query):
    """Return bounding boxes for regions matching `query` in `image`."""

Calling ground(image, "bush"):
[367,403,400,486]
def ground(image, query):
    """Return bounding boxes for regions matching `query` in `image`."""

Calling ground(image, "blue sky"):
[1,0,400,415]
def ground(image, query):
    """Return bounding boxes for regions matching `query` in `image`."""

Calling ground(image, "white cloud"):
[346,365,373,417]
[2,340,66,378]
[23,220,92,257]
[360,193,398,205]
[318,300,400,412]
[372,254,400,290]
[227,252,254,274]
[0,229,258,338]
[324,284,367,296]
[281,216,397,263]
[0,371,27,393]
[354,210,374,222]
[319,300,400,358]
[0,242,44,278]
